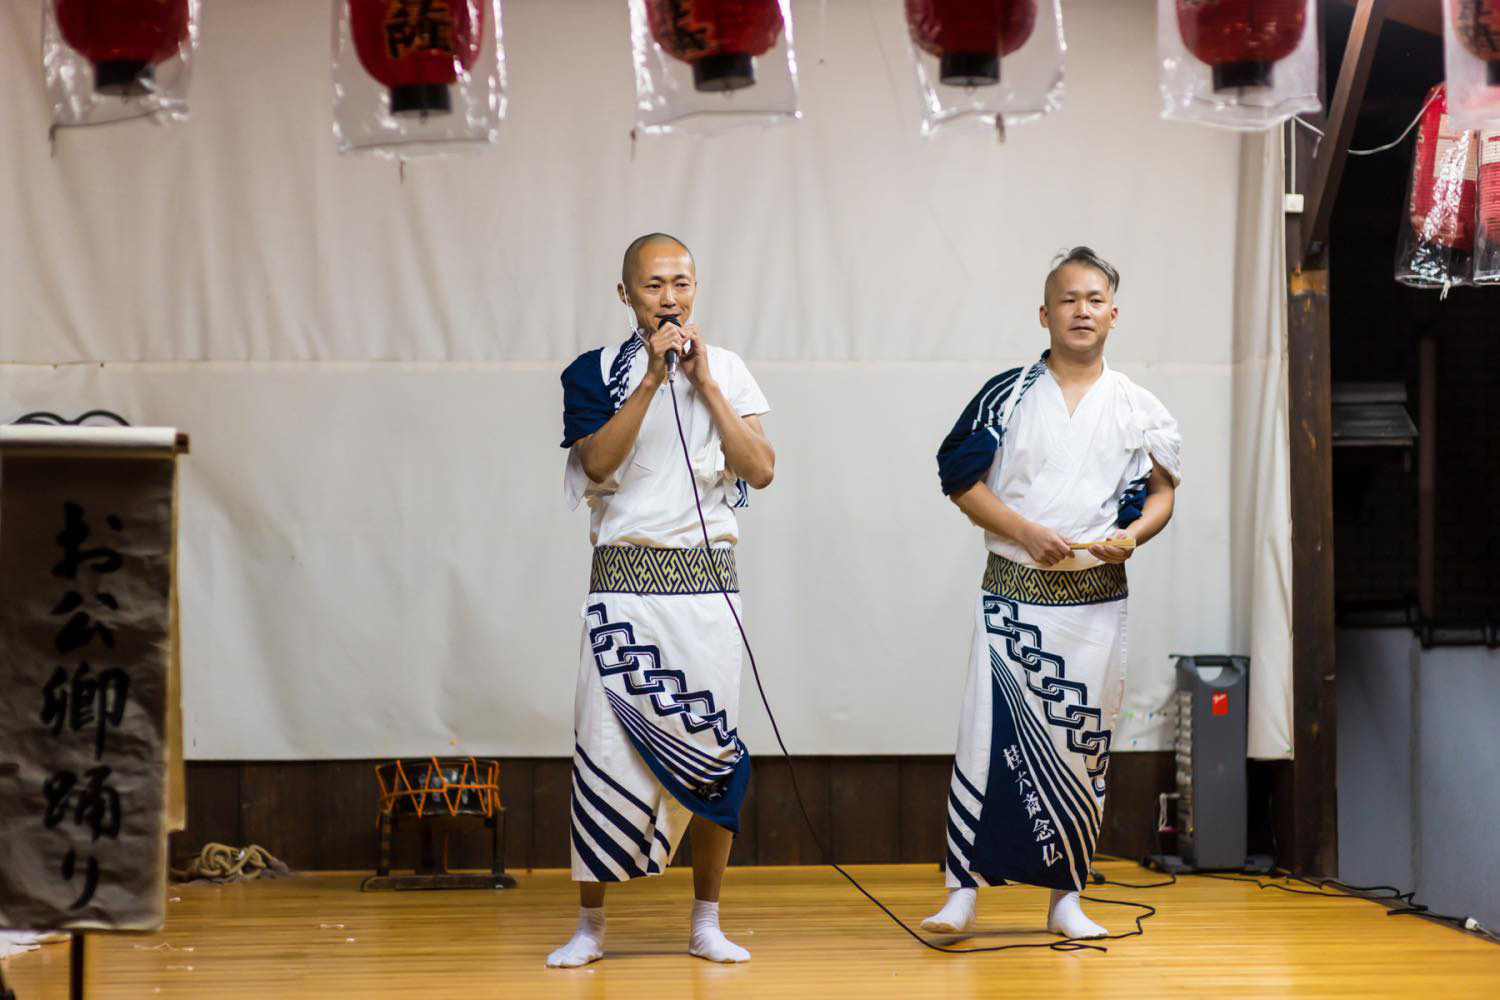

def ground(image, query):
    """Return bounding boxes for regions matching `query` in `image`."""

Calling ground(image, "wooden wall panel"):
[830,759,901,863]
[530,759,573,870]
[897,758,951,864]
[753,757,831,865]
[169,761,242,868]
[726,768,759,867]
[497,759,536,872]
[1097,751,1175,861]
[238,762,321,868]
[173,753,1174,872]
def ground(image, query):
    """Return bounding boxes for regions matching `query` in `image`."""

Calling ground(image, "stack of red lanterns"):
[1175,0,1307,92]
[647,0,784,93]
[55,0,190,96]
[350,0,485,116]
[905,0,1037,87]
[1409,85,1478,253]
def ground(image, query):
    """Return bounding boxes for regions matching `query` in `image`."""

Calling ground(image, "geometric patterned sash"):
[982,553,1127,607]
[590,545,739,595]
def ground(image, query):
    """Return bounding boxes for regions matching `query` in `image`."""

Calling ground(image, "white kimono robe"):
[934,352,1181,891]
[558,333,769,881]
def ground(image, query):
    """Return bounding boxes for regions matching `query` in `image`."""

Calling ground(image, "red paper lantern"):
[1453,0,1500,87]
[1409,86,1478,251]
[1479,131,1500,248]
[350,0,485,117]
[55,0,190,97]
[1176,0,1307,92]
[905,1,1037,87]
[647,0,785,93]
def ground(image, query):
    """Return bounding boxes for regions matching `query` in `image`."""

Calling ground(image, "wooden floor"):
[4,862,1498,999]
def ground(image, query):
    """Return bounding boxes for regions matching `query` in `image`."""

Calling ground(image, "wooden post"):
[1278,0,1388,877]
[1286,267,1339,877]
[1303,0,1389,260]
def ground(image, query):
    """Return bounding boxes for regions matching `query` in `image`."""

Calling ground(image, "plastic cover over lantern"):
[44,0,200,128]
[1396,86,1478,290]
[333,0,506,158]
[1442,0,1500,129]
[630,0,799,135]
[905,0,1065,136]
[1159,0,1320,129]
[1472,129,1500,283]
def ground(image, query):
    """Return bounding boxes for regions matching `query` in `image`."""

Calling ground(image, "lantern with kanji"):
[350,0,486,116]
[646,0,784,93]
[1176,0,1308,91]
[1409,86,1478,252]
[1453,0,1500,86]
[905,0,1037,87]
[54,0,191,96]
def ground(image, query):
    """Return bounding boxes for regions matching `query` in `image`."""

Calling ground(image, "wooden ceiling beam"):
[1332,0,1440,36]
[1303,0,1390,262]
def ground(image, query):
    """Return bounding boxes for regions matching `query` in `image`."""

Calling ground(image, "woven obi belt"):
[982,553,1128,607]
[590,545,739,595]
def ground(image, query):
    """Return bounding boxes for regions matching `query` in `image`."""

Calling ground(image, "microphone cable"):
[662,369,1158,955]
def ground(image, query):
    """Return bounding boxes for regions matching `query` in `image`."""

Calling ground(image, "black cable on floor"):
[1091,868,1177,890]
[1079,777,1494,947]
[1128,863,1494,947]
[666,375,1157,955]
[1212,869,1498,942]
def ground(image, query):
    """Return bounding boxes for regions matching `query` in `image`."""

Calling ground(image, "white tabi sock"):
[1047,889,1108,939]
[545,906,605,968]
[688,899,750,963]
[921,887,977,933]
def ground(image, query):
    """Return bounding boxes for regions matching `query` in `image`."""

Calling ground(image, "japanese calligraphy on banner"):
[0,426,186,932]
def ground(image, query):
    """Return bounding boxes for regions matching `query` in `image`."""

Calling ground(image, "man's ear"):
[617,283,629,306]
[1039,304,1049,329]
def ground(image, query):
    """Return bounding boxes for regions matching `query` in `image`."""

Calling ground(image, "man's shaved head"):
[617,232,698,332]
[622,233,693,286]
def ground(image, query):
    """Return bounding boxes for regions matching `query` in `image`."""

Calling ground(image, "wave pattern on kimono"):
[568,556,753,882]
[945,558,1127,892]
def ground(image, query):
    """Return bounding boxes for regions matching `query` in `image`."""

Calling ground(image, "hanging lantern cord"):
[1293,88,1440,158]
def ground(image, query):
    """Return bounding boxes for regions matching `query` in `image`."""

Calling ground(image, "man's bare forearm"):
[575,371,663,483]
[698,379,774,489]
[951,481,1028,543]
[1125,463,1175,545]
[952,479,1073,566]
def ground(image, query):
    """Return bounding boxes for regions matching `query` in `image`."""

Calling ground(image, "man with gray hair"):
[924,247,1181,939]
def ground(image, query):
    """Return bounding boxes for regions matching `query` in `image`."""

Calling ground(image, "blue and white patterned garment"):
[934,353,1181,891]
[559,332,769,882]
[561,333,765,548]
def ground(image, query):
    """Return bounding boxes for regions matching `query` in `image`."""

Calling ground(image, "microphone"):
[659,315,683,377]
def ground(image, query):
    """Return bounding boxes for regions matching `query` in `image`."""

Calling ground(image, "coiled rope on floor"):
[171,843,292,883]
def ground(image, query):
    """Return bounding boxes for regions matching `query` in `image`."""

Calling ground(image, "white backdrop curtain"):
[0,0,1292,760]
[1232,128,1295,760]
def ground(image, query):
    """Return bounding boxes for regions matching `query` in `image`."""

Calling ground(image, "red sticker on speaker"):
[1211,692,1229,716]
